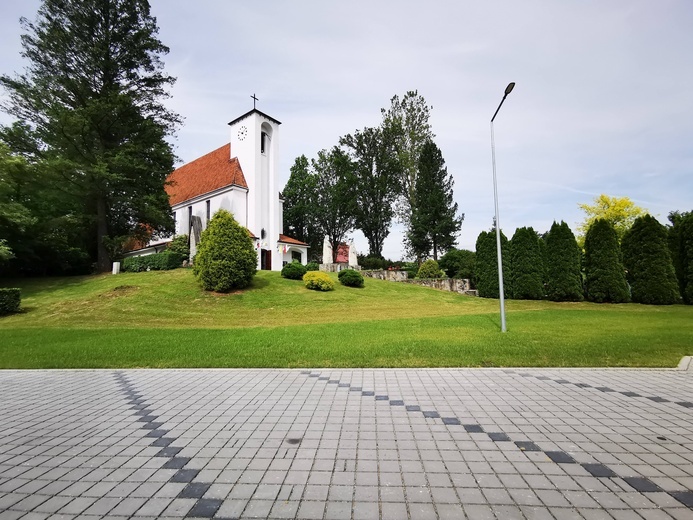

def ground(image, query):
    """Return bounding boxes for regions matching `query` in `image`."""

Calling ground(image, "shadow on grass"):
[250,276,270,290]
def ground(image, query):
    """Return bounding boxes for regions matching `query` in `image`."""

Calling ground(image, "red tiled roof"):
[278,234,308,246]
[166,144,247,206]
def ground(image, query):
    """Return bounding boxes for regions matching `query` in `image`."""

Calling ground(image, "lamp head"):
[505,82,515,95]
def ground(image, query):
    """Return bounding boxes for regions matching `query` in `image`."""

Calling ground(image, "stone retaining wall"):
[362,270,478,296]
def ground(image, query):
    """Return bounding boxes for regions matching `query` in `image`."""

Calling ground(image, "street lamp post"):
[490,82,515,333]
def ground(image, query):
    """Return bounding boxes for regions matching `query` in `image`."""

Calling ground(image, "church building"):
[129,107,309,270]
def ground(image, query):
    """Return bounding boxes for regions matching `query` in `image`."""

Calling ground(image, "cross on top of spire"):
[251,93,259,109]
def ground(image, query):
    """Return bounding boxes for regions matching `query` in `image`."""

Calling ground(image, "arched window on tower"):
[261,131,268,154]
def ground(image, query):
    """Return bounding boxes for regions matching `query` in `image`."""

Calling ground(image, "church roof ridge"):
[228,108,282,127]
[166,143,247,206]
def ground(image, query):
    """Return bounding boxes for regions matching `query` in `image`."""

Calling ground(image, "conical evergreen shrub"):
[622,215,680,304]
[509,227,544,300]
[475,229,510,298]
[584,218,630,303]
[193,209,257,292]
[668,211,693,304]
[545,221,583,301]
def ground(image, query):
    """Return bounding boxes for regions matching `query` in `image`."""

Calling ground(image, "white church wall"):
[172,186,248,240]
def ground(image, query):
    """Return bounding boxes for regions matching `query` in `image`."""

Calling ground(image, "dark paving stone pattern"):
[0,368,692,519]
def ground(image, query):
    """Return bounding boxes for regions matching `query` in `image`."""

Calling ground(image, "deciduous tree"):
[577,194,646,245]
[311,147,357,263]
[282,155,321,259]
[339,127,400,258]
[0,0,180,271]
[381,91,434,236]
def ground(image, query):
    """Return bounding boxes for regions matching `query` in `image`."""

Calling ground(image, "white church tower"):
[229,107,283,271]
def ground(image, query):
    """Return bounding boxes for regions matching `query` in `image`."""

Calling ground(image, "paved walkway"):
[1,368,692,519]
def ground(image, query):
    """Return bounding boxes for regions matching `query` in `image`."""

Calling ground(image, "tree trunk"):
[96,194,111,272]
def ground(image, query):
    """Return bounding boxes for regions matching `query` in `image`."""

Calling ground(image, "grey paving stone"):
[296,499,326,519]
[2,368,693,520]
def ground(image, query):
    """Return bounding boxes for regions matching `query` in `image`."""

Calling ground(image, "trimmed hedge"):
[0,288,21,315]
[338,269,365,287]
[303,271,335,291]
[305,261,319,271]
[281,261,307,280]
[122,251,183,272]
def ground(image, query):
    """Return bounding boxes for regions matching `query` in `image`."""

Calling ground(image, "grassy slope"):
[1,269,691,368]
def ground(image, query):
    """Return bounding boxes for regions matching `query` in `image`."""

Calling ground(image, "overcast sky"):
[2,1,692,259]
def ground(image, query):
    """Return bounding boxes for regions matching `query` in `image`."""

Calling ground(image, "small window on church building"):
[188,206,192,231]
[206,200,210,225]
[261,132,267,154]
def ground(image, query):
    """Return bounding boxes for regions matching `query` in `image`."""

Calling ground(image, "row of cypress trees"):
[475,214,689,305]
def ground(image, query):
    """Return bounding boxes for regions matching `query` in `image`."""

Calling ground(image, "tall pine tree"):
[622,215,680,305]
[408,141,463,260]
[0,0,180,271]
[545,221,583,302]
[584,219,630,303]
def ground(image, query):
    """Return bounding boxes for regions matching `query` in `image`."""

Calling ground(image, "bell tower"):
[228,100,282,269]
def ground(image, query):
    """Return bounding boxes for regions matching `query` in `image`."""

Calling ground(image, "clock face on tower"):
[237,126,248,141]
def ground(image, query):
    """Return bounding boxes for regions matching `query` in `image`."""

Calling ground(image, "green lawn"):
[1,269,691,368]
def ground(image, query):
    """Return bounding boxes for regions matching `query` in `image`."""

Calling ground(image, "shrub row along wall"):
[122,252,183,272]
[362,270,477,296]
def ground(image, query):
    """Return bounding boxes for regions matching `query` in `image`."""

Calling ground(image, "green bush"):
[399,262,419,279]
[305,261,319,271]
[416,259,445,279]
[168,234,190,259]
[303,271,335,291]
[281,261,307,280]
[0,288,21,315]
[357,255,395,270]
[122,251,183,272]
[193,209,257,292]
[622,215,680,305]
[439,248,475,280]
[338,269,365,287]
[584,218,630,303]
